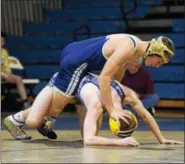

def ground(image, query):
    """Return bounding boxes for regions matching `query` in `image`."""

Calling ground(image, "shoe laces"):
[17,126,26,135]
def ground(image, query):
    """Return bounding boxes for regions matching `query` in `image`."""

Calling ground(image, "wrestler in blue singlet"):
[48,35,138,96]
[48,36,108,96]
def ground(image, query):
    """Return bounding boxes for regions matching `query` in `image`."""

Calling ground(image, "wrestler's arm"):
[83,108,139,147]
[99,39,133,114]
[114,66,127,82]
[124,90,183,145]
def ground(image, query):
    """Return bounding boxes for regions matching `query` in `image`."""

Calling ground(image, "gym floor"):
[1,112,184,163]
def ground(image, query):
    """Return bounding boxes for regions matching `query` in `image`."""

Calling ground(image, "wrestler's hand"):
[160,139,184,145]
[109,109,132,126]
[119,137,140,147]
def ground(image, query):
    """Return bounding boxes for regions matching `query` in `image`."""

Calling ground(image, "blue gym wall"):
[2,0,184,104]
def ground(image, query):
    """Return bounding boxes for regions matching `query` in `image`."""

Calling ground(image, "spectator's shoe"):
[37,119,57,140]
[3,116,32,140]
[148,107,156,116]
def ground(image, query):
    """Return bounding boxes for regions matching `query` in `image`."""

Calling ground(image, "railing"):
[119,0,137,30]
[163,0,184,12]
[1,0,63,36]
[72,24,91,41]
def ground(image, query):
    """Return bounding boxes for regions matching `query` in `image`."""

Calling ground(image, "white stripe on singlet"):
[66,63,88,96]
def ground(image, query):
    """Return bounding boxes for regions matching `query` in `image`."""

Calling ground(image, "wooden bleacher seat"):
[157,100,184,108]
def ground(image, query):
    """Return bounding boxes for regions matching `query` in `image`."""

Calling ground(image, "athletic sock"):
[9,111,25,126]
[45,116,56,124]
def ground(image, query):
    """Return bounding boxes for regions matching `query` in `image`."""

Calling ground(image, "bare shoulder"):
[105,34,140,50]
[107,34,141,42]
[106,34,131,44]
[103,34,135,55]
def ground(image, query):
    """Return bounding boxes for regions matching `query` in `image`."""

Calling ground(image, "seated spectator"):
[1,32,30,108]
[121,58,159,116]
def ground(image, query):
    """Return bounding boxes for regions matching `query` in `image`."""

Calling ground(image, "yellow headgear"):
[144,36,175,64]
[109,110,138,138]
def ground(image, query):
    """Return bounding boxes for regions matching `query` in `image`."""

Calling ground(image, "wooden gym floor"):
[1,113,184,163]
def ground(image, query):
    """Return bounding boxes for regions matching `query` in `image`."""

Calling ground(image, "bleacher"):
[4,0,184,108]
[23,21,126,35]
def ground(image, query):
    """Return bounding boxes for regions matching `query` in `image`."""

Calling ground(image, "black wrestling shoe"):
[37,119,57,140]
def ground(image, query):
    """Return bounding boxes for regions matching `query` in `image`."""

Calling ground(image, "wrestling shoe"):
[37,118,57,140]
[3,116,32,140]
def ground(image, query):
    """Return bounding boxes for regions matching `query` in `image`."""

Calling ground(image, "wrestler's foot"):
[37,117,57,140]
[4,116,32,140]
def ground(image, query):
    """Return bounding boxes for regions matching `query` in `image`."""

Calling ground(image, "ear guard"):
[144,36,174,64]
